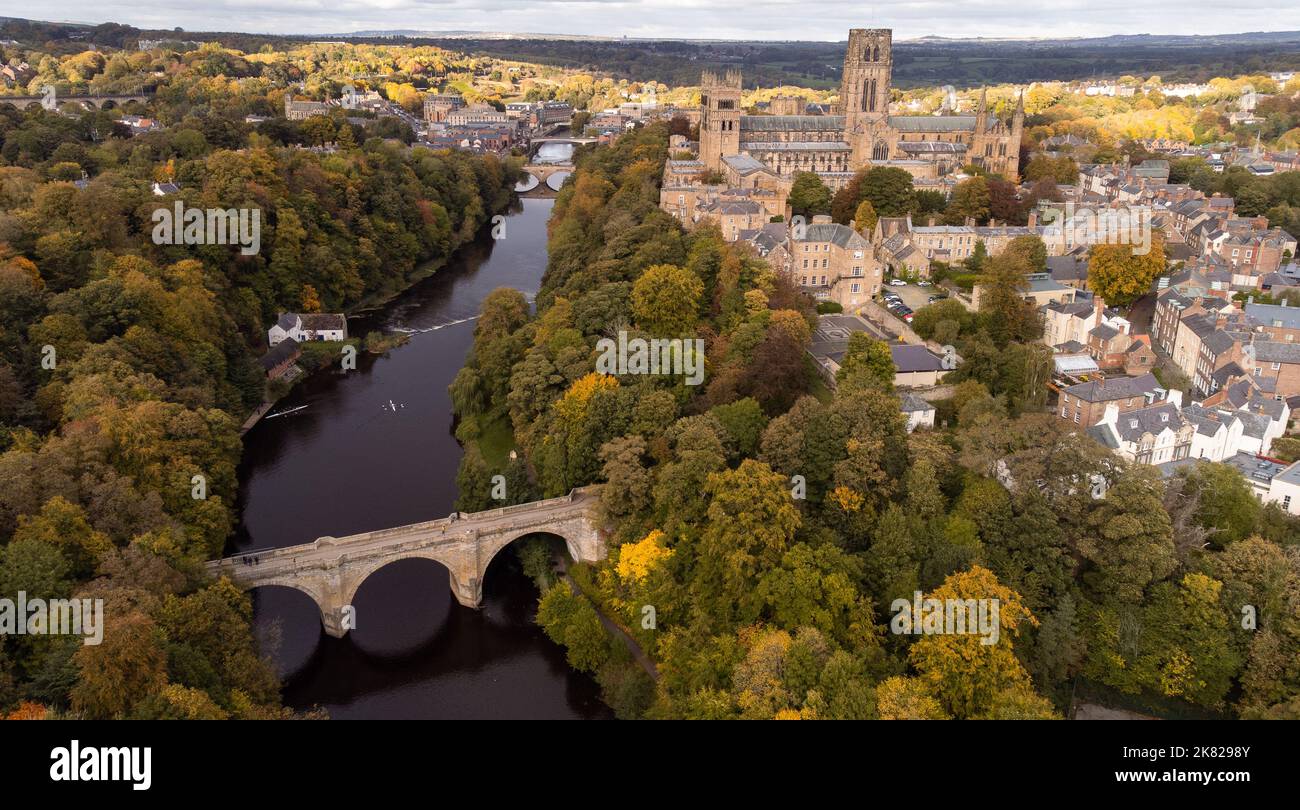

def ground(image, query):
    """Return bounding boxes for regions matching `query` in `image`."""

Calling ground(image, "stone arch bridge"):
[0,92,150,110]
[206,486,605,637]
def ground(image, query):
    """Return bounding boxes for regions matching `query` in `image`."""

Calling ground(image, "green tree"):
[631,264,704,337]
[788,172,832,218]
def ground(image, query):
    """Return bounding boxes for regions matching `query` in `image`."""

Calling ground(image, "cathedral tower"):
[841,28,892,167]
[698,69,742,173]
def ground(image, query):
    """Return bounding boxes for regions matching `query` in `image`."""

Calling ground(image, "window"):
[1285,496,1292,511]
[1273,362,1281,370]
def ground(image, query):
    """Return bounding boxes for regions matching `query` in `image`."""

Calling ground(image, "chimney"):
[1102,402,1120,425]
[928,217,936,227]
[1028,210,1038,227]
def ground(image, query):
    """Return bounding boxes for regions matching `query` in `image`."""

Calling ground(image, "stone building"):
[424,94,466,123]
[284,93,331,121]
[697,28,1024,183]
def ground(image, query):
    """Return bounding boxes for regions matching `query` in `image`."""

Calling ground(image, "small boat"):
[265,404,308,419]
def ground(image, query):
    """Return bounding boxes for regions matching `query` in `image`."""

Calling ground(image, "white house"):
[1263,461,1300,514]
[900,394,936,432]
[1088,393,1193,466]
[268,313,348,346]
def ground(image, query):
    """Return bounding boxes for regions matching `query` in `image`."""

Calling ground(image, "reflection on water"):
[534,142,574,164]
[231,198,611,719]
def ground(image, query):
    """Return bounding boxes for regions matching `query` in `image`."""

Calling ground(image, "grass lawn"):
[478,408,518,467]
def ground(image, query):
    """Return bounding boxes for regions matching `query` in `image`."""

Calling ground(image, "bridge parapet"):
[207,486,605,636]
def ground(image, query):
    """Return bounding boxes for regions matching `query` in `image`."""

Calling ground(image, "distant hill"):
[2,16,1298,89]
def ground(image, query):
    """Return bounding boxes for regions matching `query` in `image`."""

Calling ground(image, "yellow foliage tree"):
[906,565,1041,719]
[616,529,672,585]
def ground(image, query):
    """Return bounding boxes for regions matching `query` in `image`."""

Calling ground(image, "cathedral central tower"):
[840,28,892,166]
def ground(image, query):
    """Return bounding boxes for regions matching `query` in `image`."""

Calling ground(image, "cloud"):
[33,0,1300,40]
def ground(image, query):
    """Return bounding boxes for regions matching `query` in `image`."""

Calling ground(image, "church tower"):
[841,28,893,167]
[698,69,742,173]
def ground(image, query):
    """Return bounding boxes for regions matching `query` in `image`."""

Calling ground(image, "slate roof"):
[1090,324,1120,341]
[720,154,767,174]
[1252,341,1300,364]
[891,344,945,373]
[799,222,870,250]
[259,337,301,371]
[1062,372,1160,403]
[889,115,977,132]
[1113,402,1184,442]
[1044,300,1094,319]
[1201,330,1238,355]
[1245,302,1300,330]
[1047,255,1088,281]
[1087,423,1120,449]
[900,393,935,413]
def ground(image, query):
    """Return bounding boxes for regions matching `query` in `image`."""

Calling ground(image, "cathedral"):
[697,28,1024,184]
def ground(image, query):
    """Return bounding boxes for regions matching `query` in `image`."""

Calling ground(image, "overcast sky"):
[36,1,1300,40]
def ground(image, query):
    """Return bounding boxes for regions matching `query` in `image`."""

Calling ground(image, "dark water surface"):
[230,198,612,719]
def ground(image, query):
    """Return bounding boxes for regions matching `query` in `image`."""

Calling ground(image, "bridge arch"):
[208,487,606,638]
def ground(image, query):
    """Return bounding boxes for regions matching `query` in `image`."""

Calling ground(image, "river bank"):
[231,196,612,719]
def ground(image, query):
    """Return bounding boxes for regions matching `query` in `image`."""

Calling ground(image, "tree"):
[876,676,949,719]
[71,610,167,719]
[946,176,991,224]
[1076,468,1177,603]
[853,199,878,234]
[599,435,653,519]
[1087,235,1167,308]
[1004,234,1048,273]
[691,460,801,630]
[631,264,703,337]
[860,167,917,217]
[788,172,831,218]
[977,252,1042,346]
[907,566,1042,719]
[835,332,894,392]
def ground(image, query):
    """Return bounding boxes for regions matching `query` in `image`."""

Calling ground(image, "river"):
[229,198,613,719]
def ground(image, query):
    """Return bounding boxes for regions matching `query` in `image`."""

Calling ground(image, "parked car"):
[927,294,948,303]
[889,279,908,286]
[916,280,932,287]
[902,311,914,322]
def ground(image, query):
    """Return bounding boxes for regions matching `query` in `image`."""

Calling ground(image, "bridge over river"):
[0,92,150,110]
[207,486,605,637]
